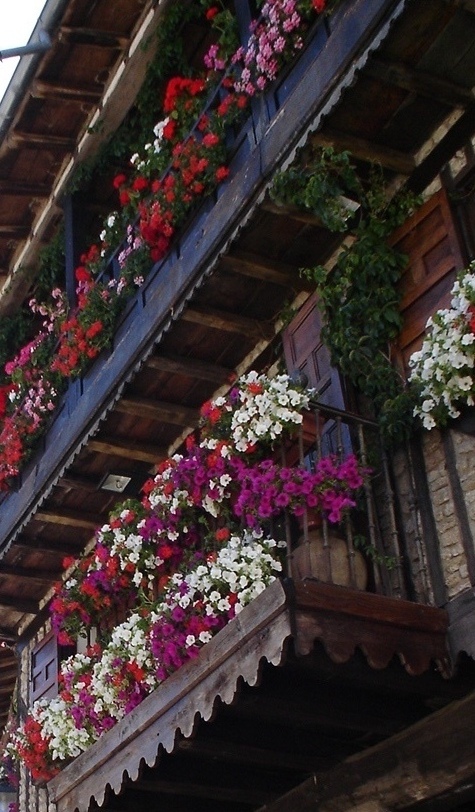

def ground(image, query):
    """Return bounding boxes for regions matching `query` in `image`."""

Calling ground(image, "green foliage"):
[68,3,203,194]
[273,148,421,444]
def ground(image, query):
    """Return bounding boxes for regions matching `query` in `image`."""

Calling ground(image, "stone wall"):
[422,426,474,601]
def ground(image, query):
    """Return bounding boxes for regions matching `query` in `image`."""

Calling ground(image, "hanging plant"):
[272,148,420,443]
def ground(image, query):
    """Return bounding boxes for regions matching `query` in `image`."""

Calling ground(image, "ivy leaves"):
[272,147,420,442]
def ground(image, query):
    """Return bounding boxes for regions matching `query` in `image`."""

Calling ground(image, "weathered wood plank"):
[220,250,311,288]
[114,396,199,426]
[256,689,475,812]
[88,435,166,464]
[311,127,415,174]
[363,56,475,107]
[34,508,101,530]
[145,353,233,384]
[182,306,274,341]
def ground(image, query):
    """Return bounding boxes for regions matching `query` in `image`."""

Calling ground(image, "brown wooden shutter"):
[282,293,346,408]
[391,188,465,371]
[282,293,350,456]
[31,631,60,703]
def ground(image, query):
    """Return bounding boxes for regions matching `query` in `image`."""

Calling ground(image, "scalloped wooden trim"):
[292,580,451,677]
[48,579,292,812]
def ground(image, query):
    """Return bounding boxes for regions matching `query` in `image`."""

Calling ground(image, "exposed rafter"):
[34,508,102,530]
[145,353,233,385]
[31,80,103,104]
[220,250,311,288]
[87,436,166,465]
[364,56,475,108]
[7,131,76,151]
[0,564,61,584]
[312,127,416,174]
[13,535,84,557]
[58,25,130,49]
[182,306,274,341]
[114,397,199,427]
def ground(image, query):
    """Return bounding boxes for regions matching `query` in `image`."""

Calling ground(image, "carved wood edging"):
[291,579,452,677]
[47,578,292,812]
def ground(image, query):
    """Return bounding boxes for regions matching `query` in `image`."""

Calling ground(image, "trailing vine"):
[271,148,420,442]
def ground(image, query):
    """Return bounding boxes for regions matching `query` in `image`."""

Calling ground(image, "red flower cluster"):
[163,76,206,114]
[12,716,58,783]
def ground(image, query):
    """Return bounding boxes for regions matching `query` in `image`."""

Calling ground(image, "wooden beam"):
[0,563,61,584]
[12,535,84,557]
[0,226,29,239]
[87,436,166,465]
[220,250,312,289]
[34,508,102,530]
[256,690,475,812]
[0,594,39,615]
[312,128,416,175]
[31,80,102,104]
[114,397,199,427]
[182,306,274,341]
[0,630,17,644]
[58,25,129,49]
[364,57,475,108]
[0,180,49,197]
[146,353,233,385]
[177,738,320,773]
[57,473,101,493]
[7,131,76,151]
[129,778,276,806]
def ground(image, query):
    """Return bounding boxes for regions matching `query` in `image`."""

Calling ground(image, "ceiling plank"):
[256,690,475,812]
[58,473,102,493]
[88,436,166,464]
[145,353,233,385]
[0,180,50,197]
[0,226,29,238]
[31,80,103,104]
[129,778,276,806]
[0,594,39,614]
[34,508,101,530]
[177,737,326,772]
[114,397,199,426]
[0,563,61,584]
[364,57,475,108]
[12,535,84,556]
[312,128,416,174]
[7,132,76,151]
[220,250,311,288]
[182,305,274,341]
[59,25,129,49]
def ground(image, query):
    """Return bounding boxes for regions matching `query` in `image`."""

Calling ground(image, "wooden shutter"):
[282,293,346,408]
[282,293,350,456]
[31,631,60,703]
[391,188,465,370]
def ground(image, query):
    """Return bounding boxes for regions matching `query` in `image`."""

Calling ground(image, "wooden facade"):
[0,0,475,810]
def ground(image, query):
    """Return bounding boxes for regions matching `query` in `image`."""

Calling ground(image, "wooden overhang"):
[46,578,470,812]
[0,0,474,760]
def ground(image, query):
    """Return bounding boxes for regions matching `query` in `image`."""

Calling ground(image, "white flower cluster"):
[230,371,312,451]
[409,268,475,429]
[33,695,96,762]
[170,529,285,618]
[90,614,158,721]
[95,515,157,587]
[130,117,170,173]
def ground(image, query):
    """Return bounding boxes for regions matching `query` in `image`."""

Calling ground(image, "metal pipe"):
[0,31,51,61]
